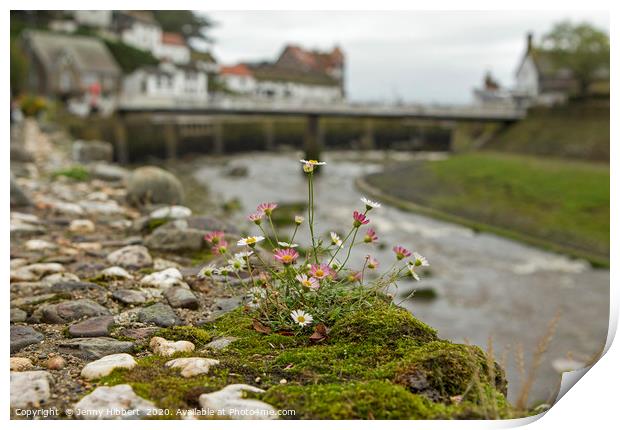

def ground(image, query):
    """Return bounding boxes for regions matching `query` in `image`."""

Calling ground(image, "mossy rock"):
[94,294,515,419]
[126,166,185,207]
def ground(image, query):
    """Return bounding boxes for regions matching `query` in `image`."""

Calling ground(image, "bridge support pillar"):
[304,114,322,162]
[164,122,178,160]
[264,119,275,150]
[113,115,129,164]
[213,121,224,154]
[361,118,376,150]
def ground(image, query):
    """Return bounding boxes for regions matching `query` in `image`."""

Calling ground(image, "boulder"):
[140,268,186,289]
[149,205,192,220]
[68,316,115,337]
[10,371,52,408]
[107,245,152,269]
[165,357,219,377]
[145,224,205,251]
[138,303,181,327]
[112,289,147,305]
[11,145,35,163]
[198,384,278,420]
[89,163,129,182]
[164,287,199,309]
[81,353,137,380]
[58,337,134,360]
[72,384,155,419]
[10,326,44,353]
[10,175,32,207]
[149,336,194,356]
[40,299,110,324]
[10,357,34,371]
[126,166,184,207]
[72,140,113,163]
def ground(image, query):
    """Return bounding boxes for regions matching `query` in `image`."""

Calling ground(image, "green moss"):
[52,165,90,181]
[146,218,169,233]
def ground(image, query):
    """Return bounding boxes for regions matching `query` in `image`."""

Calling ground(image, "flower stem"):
[307,172,319,263]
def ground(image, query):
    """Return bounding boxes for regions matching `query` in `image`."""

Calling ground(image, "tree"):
[10,39,29,96]
[152,11,213,43]
[543,21,609,96]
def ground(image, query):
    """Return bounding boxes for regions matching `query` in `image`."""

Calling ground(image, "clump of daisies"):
[200,158,430,334]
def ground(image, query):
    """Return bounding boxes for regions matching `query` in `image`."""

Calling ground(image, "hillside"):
[484,100,609,162]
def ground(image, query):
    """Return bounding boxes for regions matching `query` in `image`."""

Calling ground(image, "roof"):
[220,64,253,77]
[250,64,339,87]
[191,50,217,64]
[122,10,158,25]
[24,30,121,76]
[161,32,186,47]
[276,44,344,73]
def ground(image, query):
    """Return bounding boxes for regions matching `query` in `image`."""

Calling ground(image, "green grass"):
[364,152,609,266]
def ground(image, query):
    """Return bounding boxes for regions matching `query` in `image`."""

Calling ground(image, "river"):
[192,150,609,405]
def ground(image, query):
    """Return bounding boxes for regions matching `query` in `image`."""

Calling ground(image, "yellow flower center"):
[297,316,306,323]
[315,269,324,277]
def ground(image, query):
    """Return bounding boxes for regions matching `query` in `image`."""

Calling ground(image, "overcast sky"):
[202,10,609,104]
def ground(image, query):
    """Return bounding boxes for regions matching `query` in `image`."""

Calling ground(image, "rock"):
[112,289,147,305]
[40,299,110,324]
[101,266,133,280]
[25,239,58,251]
[72,384,155,419]
[10,175,32,207]
[150,205,192,220]
[206,336,238,351]
[79,199,123,216]
[138,303,181,327]
[165,357,219,377]
[107,245,152,269]
[198,384,278,420]
[11,218,45,235]
[69,316,115,337]
[89,162,129,182]
[153,258,181,271]
[140,268,187,289]
[69,219,96,233]
[11,308,27,323]
[11,263,65,282]
[11,326,44,353]
[164,287,199,309]
[206,296,244,321]
[41,272,80,286]
[81,353,137,380]
[11,145,35,162]
[149,336,195,356]
[10,371,51,408]
[126,166,184,207]
[11,357,33,371]
[58,337,134,360]
[47,199,85,216]
[73,140,113,163]
[11,293,58,308]
[120,327,158,340]
[50,281,104,294]
[225,165,249,177]
[145,225,205,252]
[46,356,66,370]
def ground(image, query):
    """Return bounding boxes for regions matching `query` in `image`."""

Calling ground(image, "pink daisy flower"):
[273,248,299,265]
[247,212,264,224]
[347,271,362,283]
[296,274,320,290]
[353,210,370,227]
[393,245,412,260]
[257,202,278,216]
[212,240,228,255]
[366,255,379,269]
[364,228,378,243]
[205,231,225,245]
[309,263,335,280]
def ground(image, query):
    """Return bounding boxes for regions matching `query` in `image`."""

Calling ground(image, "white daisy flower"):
[290,309,314,327]
[361,197,381,210]
[235,251,254,259]
[227,256,246,272]
[198,264,218,278]
[412,252,429,267]
[248,287,267,299]
[237,236,265,247]
[300,159,326,173]
[294,215,305,225]
[277,241,299,248]
[407,263,421,281]
[330,232,343,247]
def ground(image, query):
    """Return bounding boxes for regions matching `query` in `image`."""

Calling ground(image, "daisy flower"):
[407,262,421,281]
[204,231,225,245]
[277,241,299,248]
[273,248,300,265]
[412,252,429,267]
[330,232,343,247]
[237,236,265,248]
[257,202,278,216]
[294,215,305,225]
[365,255,379,270]
[248,286,267,299]
[299,159,326,173]
[364,228,378,243]
[227,256,246,272]
[347,271,362,283]
[247,212,264,224]
[353,210,370,227]
[296,274,320,290]
[212,240,228,255]
[309,263,335,280]
[198,264,218,278]
[290,309,314,327]
[361,197,381,210]
[393,245,412,260]
[235,251,254,259]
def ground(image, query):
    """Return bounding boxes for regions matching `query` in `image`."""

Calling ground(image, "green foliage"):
[543,21,610,95]
[19,94,48,117]
[52,165,90,181]
[365,152,609,264]
[152,11,212,42]
[103,39,158,74]
[10,39,29,96]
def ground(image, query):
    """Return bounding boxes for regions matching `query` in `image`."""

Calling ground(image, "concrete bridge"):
[114,98,525,162]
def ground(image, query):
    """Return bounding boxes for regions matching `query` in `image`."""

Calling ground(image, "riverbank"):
[10,120,517,419]
[362,152,609,267]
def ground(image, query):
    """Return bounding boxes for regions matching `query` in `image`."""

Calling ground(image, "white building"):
[219,64,257,94]
[154,32,191,65]
[122,63,208,104]
[118,11,162,54]
[73,10,113,28]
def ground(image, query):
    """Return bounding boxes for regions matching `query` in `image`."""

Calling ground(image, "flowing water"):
[193,151,609,404]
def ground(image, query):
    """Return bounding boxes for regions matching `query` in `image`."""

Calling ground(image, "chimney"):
[526,32,533,52]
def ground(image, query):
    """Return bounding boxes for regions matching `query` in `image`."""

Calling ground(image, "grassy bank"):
[484,100,609,162]
[363,152,609,266]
